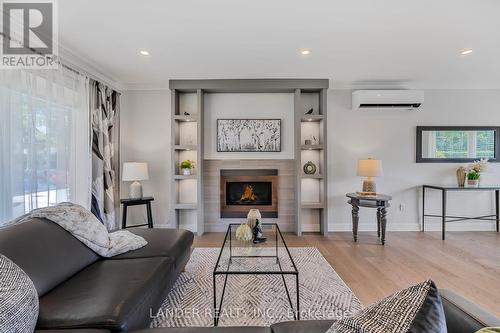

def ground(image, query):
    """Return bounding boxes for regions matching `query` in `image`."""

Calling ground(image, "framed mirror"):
[416,126,500,163]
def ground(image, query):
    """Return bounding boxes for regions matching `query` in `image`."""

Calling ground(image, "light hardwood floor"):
[193,231,500,317]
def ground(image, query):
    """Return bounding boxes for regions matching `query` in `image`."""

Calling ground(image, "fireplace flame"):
[240,185,257,202]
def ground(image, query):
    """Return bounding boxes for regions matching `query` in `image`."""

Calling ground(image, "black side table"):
[346,193,392,245]
[422,185,500,240]
[120,196,154,229]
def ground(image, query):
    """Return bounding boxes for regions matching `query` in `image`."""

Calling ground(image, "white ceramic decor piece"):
[246,209,262,229]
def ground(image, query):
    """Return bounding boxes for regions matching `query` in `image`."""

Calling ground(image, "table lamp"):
[122,162,149,199]
[357,158,383,196]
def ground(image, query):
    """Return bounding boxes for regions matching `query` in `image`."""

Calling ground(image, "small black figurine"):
[184,111,190,116]
[305,108,313,115]
[252,219,267,244]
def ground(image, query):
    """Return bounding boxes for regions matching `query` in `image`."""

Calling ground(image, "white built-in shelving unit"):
[171,90,204,235]
[170,79,328,236]
[295,89,328,235]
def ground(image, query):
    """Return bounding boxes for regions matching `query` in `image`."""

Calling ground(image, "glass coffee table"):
[213,223,299,326]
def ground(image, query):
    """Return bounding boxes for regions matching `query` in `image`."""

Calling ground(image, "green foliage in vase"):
[181,160,195,169]
[467,170,480,180]
[466,158,488,180]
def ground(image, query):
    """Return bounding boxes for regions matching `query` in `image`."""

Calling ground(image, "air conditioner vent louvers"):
[359,103,422,108]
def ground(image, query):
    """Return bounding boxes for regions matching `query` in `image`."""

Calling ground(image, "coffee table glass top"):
[213,223,298,274]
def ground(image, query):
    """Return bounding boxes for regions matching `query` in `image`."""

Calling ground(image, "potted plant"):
[180,160,195,176]
[467,158,488,187]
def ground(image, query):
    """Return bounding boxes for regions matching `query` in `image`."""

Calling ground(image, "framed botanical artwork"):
[217,119,281,152]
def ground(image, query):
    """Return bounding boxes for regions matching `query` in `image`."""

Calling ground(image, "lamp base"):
[129,181,143,199]
[358,178,377,196]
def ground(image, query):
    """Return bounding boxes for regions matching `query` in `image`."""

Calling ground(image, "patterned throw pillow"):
[327,280,447,333]
[0,254,39,333]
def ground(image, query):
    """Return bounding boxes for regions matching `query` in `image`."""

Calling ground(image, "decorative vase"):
[467,179,479,187]
[182,168,191,176]
[456,167,466,187]
[246,209,261,229]
[303,161,317,175]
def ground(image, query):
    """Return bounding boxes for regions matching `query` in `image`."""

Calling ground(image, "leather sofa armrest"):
[440,289,500,332]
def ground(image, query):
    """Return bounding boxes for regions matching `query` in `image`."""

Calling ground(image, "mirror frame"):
[416,126,500,163]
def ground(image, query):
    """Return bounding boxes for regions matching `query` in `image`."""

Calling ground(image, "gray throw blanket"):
[12,202,147,257]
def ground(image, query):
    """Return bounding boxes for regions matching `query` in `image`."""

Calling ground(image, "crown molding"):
[58,44,125,92]
[124,82,170,91]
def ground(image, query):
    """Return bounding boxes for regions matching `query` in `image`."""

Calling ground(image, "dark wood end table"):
[346,193,392,245]
[120,196,154,229]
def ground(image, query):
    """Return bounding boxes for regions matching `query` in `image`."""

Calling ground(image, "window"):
[0,68,90,226]
[416,126,500,163]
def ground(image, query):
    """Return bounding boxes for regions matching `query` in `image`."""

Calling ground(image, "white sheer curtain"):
[0,67,91,226]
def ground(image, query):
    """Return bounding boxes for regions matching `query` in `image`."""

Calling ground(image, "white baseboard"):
[162,220,497,234]
[328,221,497,232]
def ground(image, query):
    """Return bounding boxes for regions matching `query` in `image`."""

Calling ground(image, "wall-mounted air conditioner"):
[352,90,424,110]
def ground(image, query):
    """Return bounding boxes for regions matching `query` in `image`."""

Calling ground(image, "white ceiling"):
[58,0,500,90]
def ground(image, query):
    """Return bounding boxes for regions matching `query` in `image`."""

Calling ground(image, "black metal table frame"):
[212,223,299,327]
[422,185,500,240]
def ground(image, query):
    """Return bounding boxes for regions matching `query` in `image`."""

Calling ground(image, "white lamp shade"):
[122,162,149,181]
[357,159,383,177]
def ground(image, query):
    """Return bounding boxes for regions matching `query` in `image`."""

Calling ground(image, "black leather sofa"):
[1,217,498,333]
[31,289,500,333]
[127,289,500,333]
[0,217,194,332]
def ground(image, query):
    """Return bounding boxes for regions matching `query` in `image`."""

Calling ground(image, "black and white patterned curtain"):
[90,80,120,230]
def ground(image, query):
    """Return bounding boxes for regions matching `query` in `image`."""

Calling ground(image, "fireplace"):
[220,169,278,218]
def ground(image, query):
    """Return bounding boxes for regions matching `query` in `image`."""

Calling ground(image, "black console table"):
[346,193,392,245]
[120,196,154,229]
[422,185,500,240]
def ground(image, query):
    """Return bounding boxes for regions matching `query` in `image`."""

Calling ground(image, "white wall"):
[328,89,500,232]
[120,90,172,227]
[120,88,500,231]
[204,93,294,159]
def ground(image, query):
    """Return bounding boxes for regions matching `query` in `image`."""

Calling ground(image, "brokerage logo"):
[1,0,58,68]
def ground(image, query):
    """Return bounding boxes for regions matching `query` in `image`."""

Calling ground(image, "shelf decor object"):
[122,162,149,199]
[180,159,195,176]
[303,161,317,175]
[356,158,383,196]
[217,119,281,152]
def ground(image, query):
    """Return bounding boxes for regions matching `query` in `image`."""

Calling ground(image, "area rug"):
[151,247,362,327]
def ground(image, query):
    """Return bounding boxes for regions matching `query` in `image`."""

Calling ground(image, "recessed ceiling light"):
[301,49,311,55]
[461,49,473,55]
[140,50,150,56]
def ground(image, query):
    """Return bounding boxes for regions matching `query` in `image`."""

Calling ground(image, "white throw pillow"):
[0,254,39,333]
